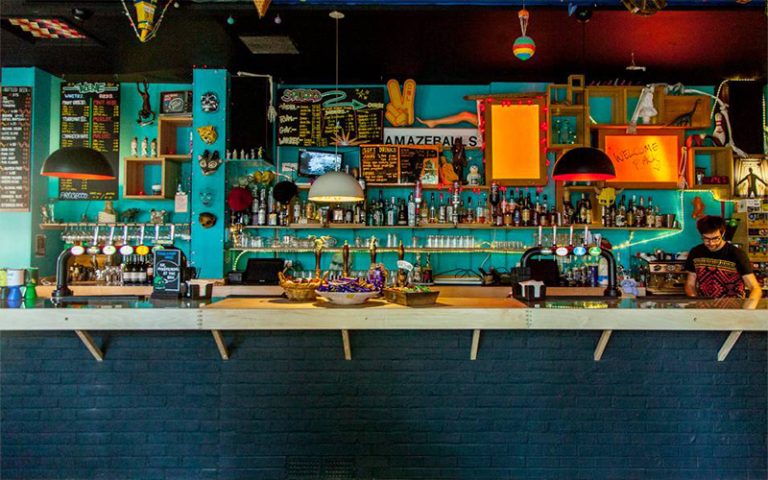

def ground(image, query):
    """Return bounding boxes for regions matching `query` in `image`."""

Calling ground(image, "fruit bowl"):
[314,290,379,305]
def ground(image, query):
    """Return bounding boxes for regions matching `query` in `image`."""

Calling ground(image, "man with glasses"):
[684,215,762,299]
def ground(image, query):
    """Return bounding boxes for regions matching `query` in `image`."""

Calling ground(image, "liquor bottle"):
[292,198,302,224]
[490,182,500,212]
[614,195,626,227]
[637,196,646,227]
[429,193,437,224]
[513,205,522,227]
[420,198,428,226]
[137,256,147,285]
[626,196,635,228]
[446,196,454,224]
[386,197,396,226]
[521,197,531,226]
[344,204,353,224]
[146,255,154,285]
[646,197,655,228]
[479,193,488,224]
[562,191,574,225]
[407,194,417,227]
[438,193,447,223]
[466,197,474,224]
[584,193,592,225]
[397,198,408,226]
[123,255,134,286]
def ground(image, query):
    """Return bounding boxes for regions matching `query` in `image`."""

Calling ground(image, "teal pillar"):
[190,69,228,278]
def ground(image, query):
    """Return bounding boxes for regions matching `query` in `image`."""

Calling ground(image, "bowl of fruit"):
[315,277,380,305]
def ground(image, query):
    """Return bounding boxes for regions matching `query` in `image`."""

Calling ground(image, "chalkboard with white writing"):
[59,82,120,200]
[0,86,32,211]
[277,87,384,147]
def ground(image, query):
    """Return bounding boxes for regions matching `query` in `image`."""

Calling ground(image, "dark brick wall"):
[1,330,765,480]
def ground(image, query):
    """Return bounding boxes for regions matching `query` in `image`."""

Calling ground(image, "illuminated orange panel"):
[490,104,541,180]
[603,135,679,185]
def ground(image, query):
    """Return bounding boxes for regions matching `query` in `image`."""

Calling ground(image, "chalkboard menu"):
[360,144,441,184]
[59,82,120,200]
[277,87,384,147]
[0,87,32,211]
[360,144,399,183]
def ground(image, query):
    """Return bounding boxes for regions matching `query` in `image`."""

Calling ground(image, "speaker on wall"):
[723,81,764,154]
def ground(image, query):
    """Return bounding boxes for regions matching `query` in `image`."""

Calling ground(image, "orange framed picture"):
[598,127,684,189]
[483,95,548,186]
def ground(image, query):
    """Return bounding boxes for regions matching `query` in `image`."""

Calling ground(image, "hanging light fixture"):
[308,11,364,204]
[120,0,174,43]
[308,171,364,203]
[41,146,115,180]
[552,147,616,182]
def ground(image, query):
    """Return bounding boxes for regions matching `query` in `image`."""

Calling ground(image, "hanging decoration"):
[512,8,536,61]
[120,0,174,43]
[253,0,272,19]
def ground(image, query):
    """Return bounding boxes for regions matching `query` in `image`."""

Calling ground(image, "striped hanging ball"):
[513,36,536,61]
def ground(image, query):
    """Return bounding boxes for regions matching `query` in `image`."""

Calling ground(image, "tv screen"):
[298,150,342,177]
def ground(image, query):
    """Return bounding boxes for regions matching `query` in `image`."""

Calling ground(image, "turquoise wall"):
[236,82,729,277]
[0,69,739,279]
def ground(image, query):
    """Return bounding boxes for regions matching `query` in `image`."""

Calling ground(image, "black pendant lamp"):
[40,146,115,180]
[552,147,616,182]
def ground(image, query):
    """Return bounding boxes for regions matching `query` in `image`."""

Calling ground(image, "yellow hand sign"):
[385,79,416,127]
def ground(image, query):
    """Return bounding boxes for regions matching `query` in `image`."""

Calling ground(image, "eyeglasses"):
[701,235,723,243]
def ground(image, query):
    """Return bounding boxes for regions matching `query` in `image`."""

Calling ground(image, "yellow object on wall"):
[485,99,547,186]
[385,79,416,127]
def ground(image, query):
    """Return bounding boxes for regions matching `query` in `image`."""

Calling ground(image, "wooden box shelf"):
[157,115,193,157]
[122,157,181,199]
[687,146,733,199]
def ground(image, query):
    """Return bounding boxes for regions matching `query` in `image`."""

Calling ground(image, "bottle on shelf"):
[407,194,417,227]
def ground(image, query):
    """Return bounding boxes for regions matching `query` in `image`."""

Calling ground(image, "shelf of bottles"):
[231,180,681,232]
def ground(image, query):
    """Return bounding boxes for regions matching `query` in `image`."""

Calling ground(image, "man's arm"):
[742,273,763,300]
[684,272,698,297]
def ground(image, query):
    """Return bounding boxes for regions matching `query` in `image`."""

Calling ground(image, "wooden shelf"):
[157,115,192,157]
[123,157,179,199]
[163,154,192,162]
[238,224,680,232]
[122,194,167,200]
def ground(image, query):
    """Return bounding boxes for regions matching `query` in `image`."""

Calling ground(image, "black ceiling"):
[1,1,766,85]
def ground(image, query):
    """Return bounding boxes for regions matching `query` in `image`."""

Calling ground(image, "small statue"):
[451,137,468,185]
[131,136,139,156]
[150,138,158,157]
[466,165,482,186]
[141,137,149,157]
[40,204,50,224]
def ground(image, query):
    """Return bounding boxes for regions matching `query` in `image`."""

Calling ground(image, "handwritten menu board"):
[360,145,399,183]
[59,82,120,200]
[277,87,384,147]
[0,87,32,211]
[360,144,441,184]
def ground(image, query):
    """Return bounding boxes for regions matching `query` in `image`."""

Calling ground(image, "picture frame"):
[160,90,193,116]
[734,155,768,198]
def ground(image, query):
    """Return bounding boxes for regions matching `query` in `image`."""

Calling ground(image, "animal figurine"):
[667,99,700,127]
[141,137,149,157]
[120,208,140,222]
[150,138,157,157]
[136,80,156,126]
[466,165,482,186]
[691,196,705,219]
[130,136,139,156]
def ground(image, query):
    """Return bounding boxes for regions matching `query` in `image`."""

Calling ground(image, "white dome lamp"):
[308,171,364,203]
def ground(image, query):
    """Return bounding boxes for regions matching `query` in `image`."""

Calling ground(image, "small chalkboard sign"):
[398,146,440,184]
[152,249,184,298]
[360,144,399,184]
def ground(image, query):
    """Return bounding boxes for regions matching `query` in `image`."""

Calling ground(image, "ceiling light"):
[41,146,115,180]
[308,172,364,203]
[552,147,616,182]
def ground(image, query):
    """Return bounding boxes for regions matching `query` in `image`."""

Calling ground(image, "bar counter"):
[1,292,765,362]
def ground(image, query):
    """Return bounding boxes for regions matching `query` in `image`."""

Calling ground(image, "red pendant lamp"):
[552,147,616,182]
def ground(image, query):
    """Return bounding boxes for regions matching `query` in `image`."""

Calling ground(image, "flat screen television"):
[298,149,342,177]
